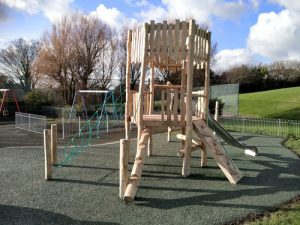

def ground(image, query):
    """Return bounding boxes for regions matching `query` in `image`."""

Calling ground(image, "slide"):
[207,113,258,156]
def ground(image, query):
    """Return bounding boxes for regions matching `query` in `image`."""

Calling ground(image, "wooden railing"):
[129,90,152,123]
[160,88,188,127]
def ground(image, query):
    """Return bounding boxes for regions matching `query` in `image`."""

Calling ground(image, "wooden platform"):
[131,114,199,127]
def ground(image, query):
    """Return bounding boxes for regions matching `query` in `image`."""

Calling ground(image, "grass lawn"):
[245,200,300,225]
[239,86,300,120]
[284,136,300,156]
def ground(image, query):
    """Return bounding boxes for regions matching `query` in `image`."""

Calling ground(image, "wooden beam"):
[44,129,52,180]
[154,84,182,89]
[125,30,132,140]
[182,19,195,177]
[149,63,155,114]
[147,127,153,156]
[201,31,211,167]
[178,143,203,158]
[176,133,203,146]
[137,23,149,141]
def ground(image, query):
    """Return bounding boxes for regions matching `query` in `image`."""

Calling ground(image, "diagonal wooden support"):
[193,119,243,184]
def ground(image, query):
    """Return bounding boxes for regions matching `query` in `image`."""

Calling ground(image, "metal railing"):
[15,112,46,134]
[219,116,300,137]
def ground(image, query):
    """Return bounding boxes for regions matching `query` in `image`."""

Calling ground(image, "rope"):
[55,91,124,168]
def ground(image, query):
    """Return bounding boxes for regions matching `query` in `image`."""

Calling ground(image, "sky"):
[0,0,299,72]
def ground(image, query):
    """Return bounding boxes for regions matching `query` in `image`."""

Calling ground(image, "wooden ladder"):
[192,119,243,184]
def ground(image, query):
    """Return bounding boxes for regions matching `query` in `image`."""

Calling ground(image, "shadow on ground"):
[0,204,119,225]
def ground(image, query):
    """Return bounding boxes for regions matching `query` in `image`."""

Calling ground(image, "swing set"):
[0,89,20,117]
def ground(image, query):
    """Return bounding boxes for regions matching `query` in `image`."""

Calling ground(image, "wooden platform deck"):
[131,114,200,127]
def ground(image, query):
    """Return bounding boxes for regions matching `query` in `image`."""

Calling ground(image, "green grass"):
[239,87,300,120]
[284,136,300,155]
[245,201,300,225]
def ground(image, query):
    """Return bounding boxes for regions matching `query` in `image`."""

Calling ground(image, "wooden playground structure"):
[119,19,243,202]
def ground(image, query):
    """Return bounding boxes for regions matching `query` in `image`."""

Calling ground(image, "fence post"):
[62,117,65,139]
[214,101,219,121]
[106,114,109,133]
[278,119,281,137]
[44,129,52,180]
[28,114,31,131]
[78,116,81,137]
[51,124,57,165]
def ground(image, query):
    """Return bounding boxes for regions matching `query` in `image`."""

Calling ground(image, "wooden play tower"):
[119,19,242,202]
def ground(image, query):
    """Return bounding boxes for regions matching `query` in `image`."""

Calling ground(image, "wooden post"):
[182,20,195,177]
[50,124,57,165]
[137,23,149,142]
[125,30,132,140]
[44,129,52,180]
[147,127,153,156]
[119,139,130,199]
[124,128,151,202]
[180,61,187,149]
[201,31,211,168]
[167,126,172,142]
[149,62,155,114]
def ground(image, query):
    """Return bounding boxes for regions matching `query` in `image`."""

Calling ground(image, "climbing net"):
[56,89,125,167]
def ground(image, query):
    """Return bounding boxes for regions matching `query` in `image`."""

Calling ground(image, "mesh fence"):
[210,83,239,117]
[219,116,300,137]
[15,112,46,134]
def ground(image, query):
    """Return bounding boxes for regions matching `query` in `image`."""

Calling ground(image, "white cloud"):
[214,48,254,72]
[248,9,300,61]
[215,0,300,72]
[124,0,150,7]
[1,0,74,23]
[136,0,255,25]
[90,4,136,31]
[271,0,300,11]
[138,5,167,22]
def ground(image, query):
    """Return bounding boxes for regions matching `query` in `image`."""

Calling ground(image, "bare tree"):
[36,13,126,103]
[268,60,300,82]
[35,17,74,104]
[92,33,119,89]
[0,38,39,92]
[70,14,111,90]
[118,28,128,85]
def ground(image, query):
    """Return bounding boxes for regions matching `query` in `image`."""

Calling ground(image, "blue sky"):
[0,0,299,71]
